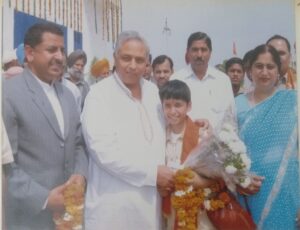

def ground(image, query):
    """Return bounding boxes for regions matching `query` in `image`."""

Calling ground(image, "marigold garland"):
[171,169,232,230]
[171,169,204,230]
[53,183,85,230]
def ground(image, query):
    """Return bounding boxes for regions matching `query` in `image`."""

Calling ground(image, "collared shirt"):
[81,73,165,229]
[33,73,64,137]
[165,127,184,170]
[172,65,236,130]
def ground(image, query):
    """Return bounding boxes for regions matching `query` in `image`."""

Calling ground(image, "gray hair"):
[114,31,150,57]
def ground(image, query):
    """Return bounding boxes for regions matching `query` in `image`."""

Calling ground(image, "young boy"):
[159,80,216,230]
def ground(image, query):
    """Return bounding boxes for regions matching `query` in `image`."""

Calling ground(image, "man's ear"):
[24,45,34,63]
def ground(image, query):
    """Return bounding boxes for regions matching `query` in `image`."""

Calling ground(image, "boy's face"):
[162,98,191,128]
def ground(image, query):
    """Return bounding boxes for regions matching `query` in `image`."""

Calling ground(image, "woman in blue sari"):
[236,44,299,230]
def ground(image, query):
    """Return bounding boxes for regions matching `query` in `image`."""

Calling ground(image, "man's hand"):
[185,171,214,189]
[238,175,264,195]
[194,118,209,129]
[157,185,171,197]
[46,184,67,213]
[194,118,212,140]
[157,165,175,192]
[67,174,86,188]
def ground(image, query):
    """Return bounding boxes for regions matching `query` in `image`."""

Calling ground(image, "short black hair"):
[152,55,174,70]
[159,80,191,103]
[24,23,64,48]
[187,32,212,51]
[225,57,244,73]
[266,34,291,52]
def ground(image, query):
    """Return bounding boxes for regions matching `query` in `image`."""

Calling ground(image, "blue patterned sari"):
[236,90,299,230]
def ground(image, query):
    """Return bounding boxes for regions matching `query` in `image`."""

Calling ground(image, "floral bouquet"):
[53,183,85,230]
[170,113,256,230]
[184,121,252,192]
[174,119,256,230]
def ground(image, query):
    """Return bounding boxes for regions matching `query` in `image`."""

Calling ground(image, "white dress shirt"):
[34,76,64,137]
[81,74,166,230]
[172,65,236,130]
[165,128,184,170]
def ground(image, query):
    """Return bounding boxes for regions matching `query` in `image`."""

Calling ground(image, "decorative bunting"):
[102,0,105,40]
[6,0,91,33]
[44,0,46,19]
[55,0,61,21]
[39,0,41,18]
[80,0,82,32]
[66,0,68,28]
[62,0,65,26]
[34,0,36,16]
[94,0,98,33]
[106,0,110,41]
[101,0,122,44]
[49,0,51,17]
[54,0,56,22]
[70,0,72,28]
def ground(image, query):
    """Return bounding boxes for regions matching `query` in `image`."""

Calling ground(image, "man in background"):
[2,50,23,79]
[172,31,235,130]
[65,50,90,109]
[143,53,153,80]
[152,54,174,88]
[267,34,297,89]
[88,58,110,85]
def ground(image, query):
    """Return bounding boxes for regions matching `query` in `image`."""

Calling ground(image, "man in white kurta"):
[172,32,236,131]
[81,31,174,230]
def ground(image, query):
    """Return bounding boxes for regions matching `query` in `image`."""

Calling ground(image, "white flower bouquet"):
[184,121,252,192]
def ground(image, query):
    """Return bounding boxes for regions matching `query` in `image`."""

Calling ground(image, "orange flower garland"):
[171,169,232,230]
[53,183,85,230]
[171,169,204,230]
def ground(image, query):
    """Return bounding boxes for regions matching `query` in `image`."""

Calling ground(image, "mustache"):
[195,57,204,62]
[51,59,64,67]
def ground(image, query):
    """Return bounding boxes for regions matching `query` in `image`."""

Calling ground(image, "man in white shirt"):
[81,31,174,230]
[172,32,236,130]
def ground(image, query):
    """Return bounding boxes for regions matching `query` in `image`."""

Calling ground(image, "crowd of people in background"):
[1,21,299,230]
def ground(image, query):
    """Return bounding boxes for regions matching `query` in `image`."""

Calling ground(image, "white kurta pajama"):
[82,74,166,230]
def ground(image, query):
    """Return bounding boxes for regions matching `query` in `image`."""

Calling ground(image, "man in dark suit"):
[2,23,88,230]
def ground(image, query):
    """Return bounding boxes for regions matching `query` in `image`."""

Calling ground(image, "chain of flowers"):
[53,183,85,230]
[171,169,204,230]
[171,169,232,230]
